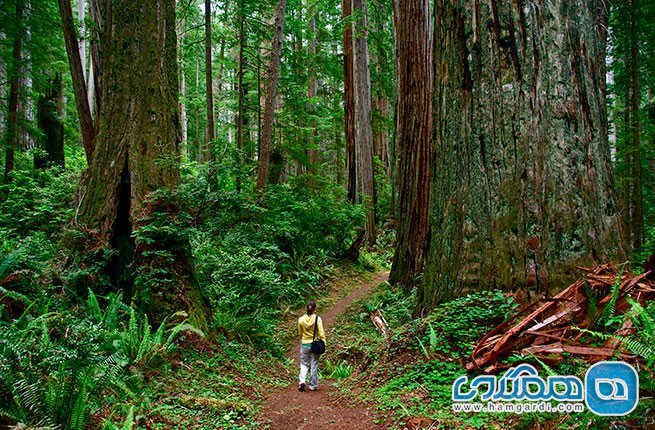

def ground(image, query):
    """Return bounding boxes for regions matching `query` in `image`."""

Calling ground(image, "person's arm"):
[318,316,326,344]
[298,318,303,339]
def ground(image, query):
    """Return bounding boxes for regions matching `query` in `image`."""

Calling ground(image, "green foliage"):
[324,359,354,379]
[418,290,518,358]
[0,290,197,429]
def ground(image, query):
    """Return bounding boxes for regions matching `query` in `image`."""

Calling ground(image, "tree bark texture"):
[75,0,208,324]
[58,0,95,162]
[256,0,286,190]
[389,0,434,289]
[422,0,625,311]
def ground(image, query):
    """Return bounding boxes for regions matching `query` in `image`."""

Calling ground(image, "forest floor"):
[256,271,389,429]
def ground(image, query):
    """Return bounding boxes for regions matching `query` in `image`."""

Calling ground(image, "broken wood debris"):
[467,264,655,373]
[370,310,390,338]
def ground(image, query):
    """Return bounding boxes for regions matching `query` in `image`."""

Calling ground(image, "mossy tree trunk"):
[75,0,209,325]
[421,0,625,311]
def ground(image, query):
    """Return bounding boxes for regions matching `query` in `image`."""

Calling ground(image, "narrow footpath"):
[257,271,389,429]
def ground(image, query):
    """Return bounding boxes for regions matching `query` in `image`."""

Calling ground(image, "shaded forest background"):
[0,0,654,428]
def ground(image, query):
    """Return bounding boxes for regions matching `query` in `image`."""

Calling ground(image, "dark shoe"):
[298,383,306,392]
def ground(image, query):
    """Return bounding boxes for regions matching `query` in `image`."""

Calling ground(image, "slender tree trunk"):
[342,0,356,202]
[88,0,101,116]
[205,0,216,151]
[3,0,24,182]
[306,5,318,174]
[59,0,95,161]
[75,0,209,324]
[77,0,86,81]
[628,0,643,252]
[235,10,245,193]
[256,0,286,190]
[352,0,376,245]
[35,74,65,169]
[178,18,188,148]
[388,0,434,290]
[421,0,625,311]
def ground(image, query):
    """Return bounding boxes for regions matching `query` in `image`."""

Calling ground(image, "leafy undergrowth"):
[0,164,377,429]
[96,340,289,429]
[329,283,655,429]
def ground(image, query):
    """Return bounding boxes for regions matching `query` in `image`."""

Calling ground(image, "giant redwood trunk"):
[75,0,209,325]
[421,0,625,311]
[388,0,434,289]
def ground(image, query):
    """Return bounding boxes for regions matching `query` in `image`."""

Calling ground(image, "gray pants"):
[299,345,319,389]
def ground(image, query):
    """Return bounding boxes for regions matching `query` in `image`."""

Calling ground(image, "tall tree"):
[205,0,216,154]
[306,3,318,174]
[255,0,286,190]
[350,0,376,245]
[342,0,356,201]
[3,0,24,182]
[58,0,95,161]
[74,0,208,323]
[420,0,625,311]
[388,0,434,289]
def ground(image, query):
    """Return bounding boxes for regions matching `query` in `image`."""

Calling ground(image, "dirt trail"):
[257,271,389,430]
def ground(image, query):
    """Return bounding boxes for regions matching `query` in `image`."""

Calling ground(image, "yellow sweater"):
[297,314,326,345]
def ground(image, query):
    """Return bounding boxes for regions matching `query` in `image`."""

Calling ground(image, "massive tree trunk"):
[75,0,209,325]
[58,0,95,162]
[35,74,65,169]
[388,0,434,289]
[421,0,625,311]
[3,0,24,182]
[342,0,356,202]
[256,0,286,190]
[351,0,376,245]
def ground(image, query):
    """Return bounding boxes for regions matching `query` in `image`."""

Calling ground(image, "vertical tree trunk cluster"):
[418,0,624,310]
[388,0,434,290]
[343,0,376,245]
[75,0,208,324]
[256,0,287,190]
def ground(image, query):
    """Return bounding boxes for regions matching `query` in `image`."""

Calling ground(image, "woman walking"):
[297,300,326,391]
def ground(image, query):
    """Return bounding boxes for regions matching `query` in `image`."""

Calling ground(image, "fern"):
[598,266,624,327]
[578,328,655,368]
